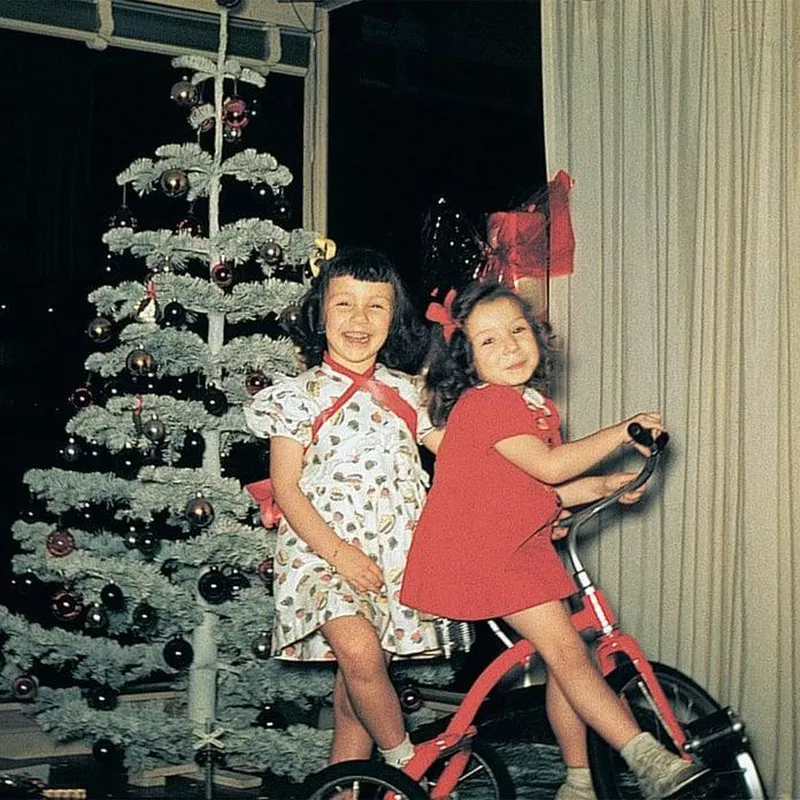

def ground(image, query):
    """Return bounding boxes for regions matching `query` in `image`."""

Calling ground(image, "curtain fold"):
[541,2,799,796]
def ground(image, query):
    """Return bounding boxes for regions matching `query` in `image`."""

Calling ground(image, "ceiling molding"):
[313,0,363,9]
[275,0,361,8]
[0,0,316,75]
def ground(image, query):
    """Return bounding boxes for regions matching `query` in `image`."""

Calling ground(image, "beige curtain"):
[541,1,800,796]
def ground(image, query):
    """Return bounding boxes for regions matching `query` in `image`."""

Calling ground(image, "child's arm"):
[555,472,647,508]
[495,412,662,484]
[421,427,444,454]
[270,436,384,594]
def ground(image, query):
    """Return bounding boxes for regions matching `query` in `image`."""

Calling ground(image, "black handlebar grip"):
[627,422,652,446]
[628,422,670,453]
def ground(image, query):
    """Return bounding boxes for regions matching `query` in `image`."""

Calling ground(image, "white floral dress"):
[243,360,441,661]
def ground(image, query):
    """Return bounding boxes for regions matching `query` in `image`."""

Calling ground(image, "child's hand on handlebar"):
[622,412,663,457]
[551,508,572,540]
[603,472,647,504]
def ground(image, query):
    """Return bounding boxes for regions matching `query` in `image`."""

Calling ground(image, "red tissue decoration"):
[421,170,576,297]
[477,170,575,286]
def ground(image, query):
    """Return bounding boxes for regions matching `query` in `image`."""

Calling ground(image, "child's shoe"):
[621,732,710,799]
[379,734,429,792]
[379,733,415,770]
[554,766,597,800]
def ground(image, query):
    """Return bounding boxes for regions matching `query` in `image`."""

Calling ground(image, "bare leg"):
[504,601,639,751]
[322,615,407,756]
[330,668,374,764]
[546,670,589,767]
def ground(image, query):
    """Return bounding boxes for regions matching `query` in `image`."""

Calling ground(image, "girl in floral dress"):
[244,248,441,770]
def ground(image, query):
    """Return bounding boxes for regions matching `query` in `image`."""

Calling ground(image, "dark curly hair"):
[283,246,430,373]
[426,281,557,427]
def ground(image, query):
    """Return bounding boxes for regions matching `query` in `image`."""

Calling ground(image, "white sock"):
[378,733,414,768]
[564,767,593,788]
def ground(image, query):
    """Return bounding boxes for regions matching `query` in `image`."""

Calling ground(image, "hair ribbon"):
[425,288,459,342]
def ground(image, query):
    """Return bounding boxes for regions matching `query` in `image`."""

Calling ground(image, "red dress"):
[401,384,576,621]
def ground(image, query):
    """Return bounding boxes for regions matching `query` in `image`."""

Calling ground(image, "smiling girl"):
[401,280,708,800]
[244,248,440,772]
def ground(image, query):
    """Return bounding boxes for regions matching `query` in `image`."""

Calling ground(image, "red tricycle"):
[304,424,766,800]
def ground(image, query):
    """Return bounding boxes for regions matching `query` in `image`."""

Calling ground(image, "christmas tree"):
[0,3,347,787]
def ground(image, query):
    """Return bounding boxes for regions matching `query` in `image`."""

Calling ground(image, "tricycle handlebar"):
[559,423,668,581]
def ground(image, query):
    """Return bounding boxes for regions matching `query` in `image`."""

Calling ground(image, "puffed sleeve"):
[243,379,315,448]
[451,385,538,452]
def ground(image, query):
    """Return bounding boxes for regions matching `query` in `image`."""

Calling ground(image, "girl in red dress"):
[401,281,708,800]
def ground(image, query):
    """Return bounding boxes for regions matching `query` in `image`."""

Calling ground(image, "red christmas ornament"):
[51,588,83,621]
[245,371,271,396]
[256,556,275,594]
[211,263,233,288]
[222,96,248,129]
[46,529,76,557]
[70,386,94,409]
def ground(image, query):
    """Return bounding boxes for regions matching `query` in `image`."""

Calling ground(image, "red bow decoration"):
[477,170,575,286]
[425,288,459,342]
[245,479,282,529]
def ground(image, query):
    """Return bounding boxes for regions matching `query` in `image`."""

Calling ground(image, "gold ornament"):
[309,237,337,277]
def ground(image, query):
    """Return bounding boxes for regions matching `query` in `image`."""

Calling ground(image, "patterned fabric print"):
[522,386,560,445]
[244,362,440,661]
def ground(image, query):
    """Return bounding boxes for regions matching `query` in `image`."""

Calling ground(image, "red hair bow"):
[425,289,459,342]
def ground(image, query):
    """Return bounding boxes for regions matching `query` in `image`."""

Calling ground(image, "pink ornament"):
[46,529,76,557]
[222,97,248,129]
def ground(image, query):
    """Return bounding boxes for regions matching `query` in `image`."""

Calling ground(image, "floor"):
[1,747,566,800]
[0,755,290,800]
[1,713,566,800]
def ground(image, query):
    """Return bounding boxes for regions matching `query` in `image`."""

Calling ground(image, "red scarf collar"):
[323,352,377,382]
[318,353,417,442]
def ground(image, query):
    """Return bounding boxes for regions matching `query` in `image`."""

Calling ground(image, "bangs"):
[325,250,398,285]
